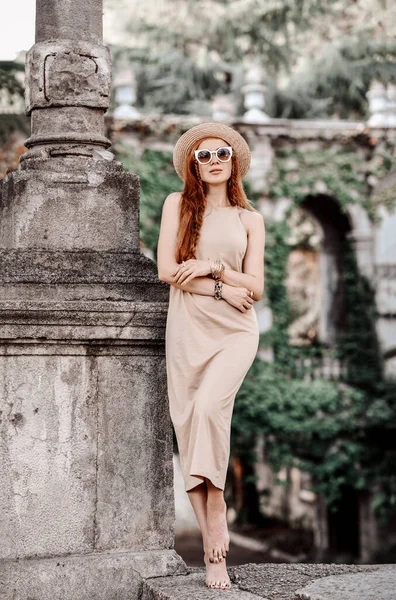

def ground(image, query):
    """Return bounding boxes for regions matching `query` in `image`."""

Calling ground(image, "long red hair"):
[175,138,257,263]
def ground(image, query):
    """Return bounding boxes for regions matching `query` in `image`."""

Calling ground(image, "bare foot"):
[204,551,231,589]
[206,497,230,563]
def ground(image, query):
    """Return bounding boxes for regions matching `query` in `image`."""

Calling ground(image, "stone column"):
[313,493,330,561]
[346,204,375,282]
[0,1,185,598]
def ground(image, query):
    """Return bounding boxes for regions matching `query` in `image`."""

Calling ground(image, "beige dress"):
[165,205,260,492]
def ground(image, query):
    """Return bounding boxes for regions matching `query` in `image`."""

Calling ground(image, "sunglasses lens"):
[217,147,232,161]
[196,150,211,163]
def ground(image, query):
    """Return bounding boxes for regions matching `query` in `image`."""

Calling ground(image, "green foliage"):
[261,219,294,368]
[113,142,182,257]
[273,35,396,119]
[232,334,396,521]
[370,142,396,214]
[0,61,24,99]
[128,47,223,116]
[268,142,396,220]
[233,141,396,524]
[0,62,28,145]
[336,241,383,391]
[268,145,367,214]
[114,0,396,119]
[232,359,372,509]
[0,114,30,145]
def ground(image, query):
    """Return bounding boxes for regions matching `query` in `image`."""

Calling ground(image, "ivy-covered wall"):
[1,115,396,535]
[112,129,396,533]
[249,136,396,527]
[267,138,396,220]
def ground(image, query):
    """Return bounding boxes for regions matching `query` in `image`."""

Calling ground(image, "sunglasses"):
[194,146,233,165]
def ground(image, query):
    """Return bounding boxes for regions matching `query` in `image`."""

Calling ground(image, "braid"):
[227,158,238,205]
[194,161,205,194]
[189,160,205,259]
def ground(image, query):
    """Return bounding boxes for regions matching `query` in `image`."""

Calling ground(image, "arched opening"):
[286,194,352,350]
[285,194,362,560]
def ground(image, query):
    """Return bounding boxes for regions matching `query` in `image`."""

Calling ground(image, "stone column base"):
[0,549,187,600]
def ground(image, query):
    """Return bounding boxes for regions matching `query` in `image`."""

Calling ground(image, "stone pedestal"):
[0,155,186,597]
[0,0,186,595]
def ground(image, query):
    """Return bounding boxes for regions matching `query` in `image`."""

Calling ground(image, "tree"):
[0,60,25,105]
[108,0,396,118]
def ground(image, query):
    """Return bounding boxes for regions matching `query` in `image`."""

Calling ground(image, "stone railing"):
[293,352,347,381]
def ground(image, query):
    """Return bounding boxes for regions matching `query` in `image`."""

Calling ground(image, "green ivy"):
[232,141,396,526]
[0,114,30,145]
[232,359,370,508]
[261,219,294,369]
[113,142,182,258]
[336,240,383,391]
[268,142,396,220]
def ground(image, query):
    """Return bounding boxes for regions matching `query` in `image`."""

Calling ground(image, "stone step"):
[142,563,396,600]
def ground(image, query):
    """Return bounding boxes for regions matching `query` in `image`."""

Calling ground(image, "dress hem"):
[185,472,225,492]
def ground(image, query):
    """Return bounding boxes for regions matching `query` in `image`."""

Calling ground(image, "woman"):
[157,122,265,590]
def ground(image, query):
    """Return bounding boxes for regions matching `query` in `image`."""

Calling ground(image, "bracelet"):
[214,280,223,300]
[207,258,225,281]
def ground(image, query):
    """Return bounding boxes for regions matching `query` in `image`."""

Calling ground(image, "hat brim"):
[173,122,251,181]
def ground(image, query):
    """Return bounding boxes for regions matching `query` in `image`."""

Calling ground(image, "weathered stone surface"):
[142,571,266,600]
[25,41,111,114]
[0,158,140,251]
[142,563,395,600]
[35,0,103,44]
[0,307,168,343]
[24,0,111,152]
[95,354,174,551]
[0,354,97,559]
[0,250,162,284]
[0,351,175,559]
[294,566,396,600]
[230,563,384,599]
[0,549,186,600]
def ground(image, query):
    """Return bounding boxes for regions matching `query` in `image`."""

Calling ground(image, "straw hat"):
[173,122,251,181]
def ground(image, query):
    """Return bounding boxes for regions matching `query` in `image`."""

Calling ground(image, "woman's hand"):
[172,259,211,285]
[221,284,255,313]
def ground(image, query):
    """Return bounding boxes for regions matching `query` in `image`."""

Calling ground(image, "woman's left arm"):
[221,211,265,301]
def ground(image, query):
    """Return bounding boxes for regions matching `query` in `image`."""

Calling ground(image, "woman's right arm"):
[157,192,220,296]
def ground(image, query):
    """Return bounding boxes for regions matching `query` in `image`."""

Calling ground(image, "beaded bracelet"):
[214,280,223,300]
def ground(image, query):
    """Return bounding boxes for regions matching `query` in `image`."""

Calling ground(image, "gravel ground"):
[143,562,394,600]
[228,562,388,599]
